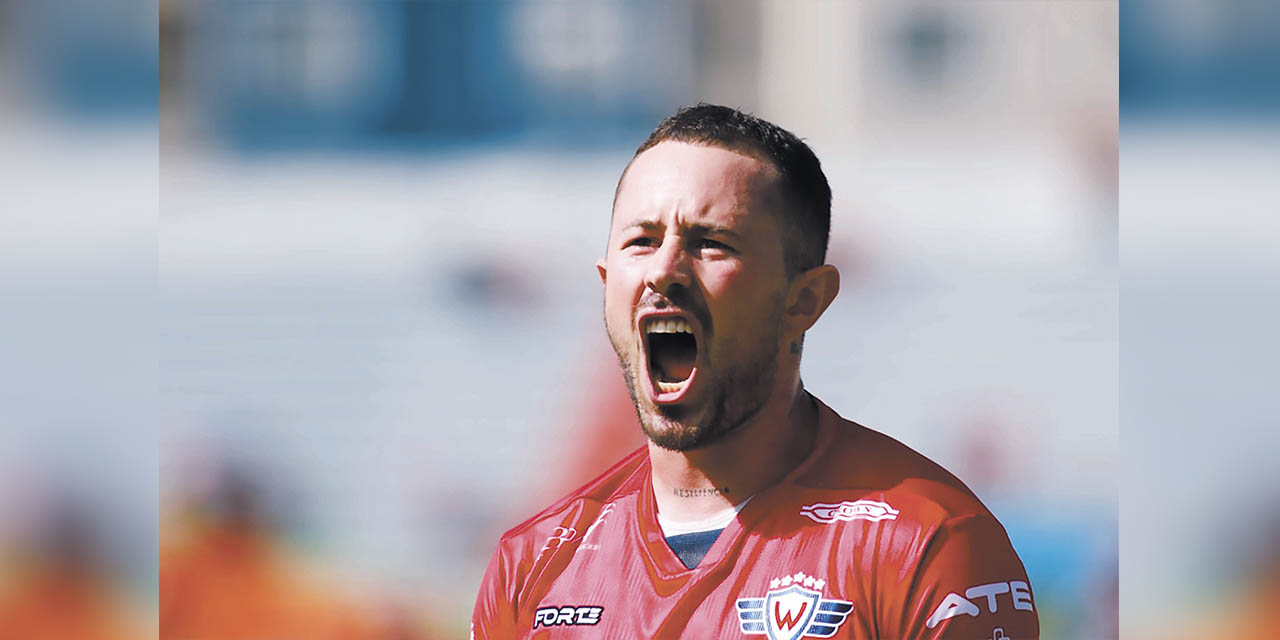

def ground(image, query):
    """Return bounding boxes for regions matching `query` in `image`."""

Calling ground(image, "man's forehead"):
[621,141,778,192]
[612,141,783,228]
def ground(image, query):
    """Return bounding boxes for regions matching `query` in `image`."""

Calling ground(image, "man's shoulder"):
[800,403,998,524]
[496,445,648,547]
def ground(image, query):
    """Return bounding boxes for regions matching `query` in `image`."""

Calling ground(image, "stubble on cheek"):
[605,312,692,447]
[604,307,642,408]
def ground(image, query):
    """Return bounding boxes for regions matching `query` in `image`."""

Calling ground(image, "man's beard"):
[606,303,783,452]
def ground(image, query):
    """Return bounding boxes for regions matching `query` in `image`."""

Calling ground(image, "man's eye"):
[623,237,657,249]
[698,238,733,252]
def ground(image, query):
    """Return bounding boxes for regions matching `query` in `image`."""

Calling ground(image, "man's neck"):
[649,381,820,523]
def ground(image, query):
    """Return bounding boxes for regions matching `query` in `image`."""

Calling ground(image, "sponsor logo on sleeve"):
[538,526,578,556]
[925,580,1035,629]
[533,605,604,629]
[538,503,617,558]
[799,499,899,524]
[578,503,614,552]
[735,571,853,639]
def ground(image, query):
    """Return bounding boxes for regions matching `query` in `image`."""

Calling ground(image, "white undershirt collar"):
[656,496,754,537]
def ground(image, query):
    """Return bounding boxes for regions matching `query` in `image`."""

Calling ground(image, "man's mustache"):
[633,290,711,333]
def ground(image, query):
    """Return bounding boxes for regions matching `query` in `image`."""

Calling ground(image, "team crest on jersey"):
[799,499,899,524]
[735,572,853,639]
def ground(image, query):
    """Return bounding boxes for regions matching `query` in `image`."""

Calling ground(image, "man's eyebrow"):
[622,220,664,233]
[621,220,742,238]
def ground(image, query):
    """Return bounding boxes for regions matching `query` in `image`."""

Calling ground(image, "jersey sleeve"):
[471,541,519,640]
[893,514,1039,639]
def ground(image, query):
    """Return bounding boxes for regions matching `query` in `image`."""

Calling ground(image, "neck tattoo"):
[673,487,730,498]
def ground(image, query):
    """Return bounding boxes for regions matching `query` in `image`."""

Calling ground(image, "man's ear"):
[596,258,608,286]
[782,264,840,340]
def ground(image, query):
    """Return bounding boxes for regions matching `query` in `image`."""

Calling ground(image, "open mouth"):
[641,315,700,403]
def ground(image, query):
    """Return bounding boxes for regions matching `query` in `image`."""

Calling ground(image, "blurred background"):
[154,1,1117,638]
[3,0,1122,638]
[1122,1,1280,639]
[0,0,157,638]
[6,1,1279,639]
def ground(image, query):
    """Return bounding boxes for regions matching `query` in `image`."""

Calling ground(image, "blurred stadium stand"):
[1121,1,1280,638]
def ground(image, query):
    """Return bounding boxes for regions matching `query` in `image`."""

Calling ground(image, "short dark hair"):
[620,103,832,277]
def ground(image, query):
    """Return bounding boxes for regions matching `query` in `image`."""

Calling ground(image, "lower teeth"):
[656,380,685,393]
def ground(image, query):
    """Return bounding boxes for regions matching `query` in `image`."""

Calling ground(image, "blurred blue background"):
[1121,0,1280,115]
[154,2,1118,638]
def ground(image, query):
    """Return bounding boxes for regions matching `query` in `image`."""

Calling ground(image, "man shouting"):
[472,104,1038,640]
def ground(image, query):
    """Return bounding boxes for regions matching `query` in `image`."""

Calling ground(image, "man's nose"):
[644,238,692,296]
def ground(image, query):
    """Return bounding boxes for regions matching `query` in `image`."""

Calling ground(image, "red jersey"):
[472,399,1038,639]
